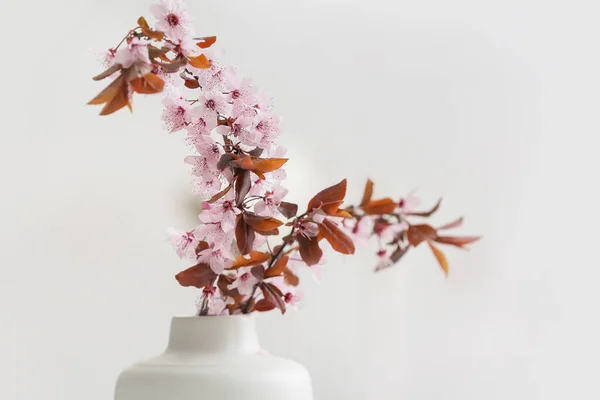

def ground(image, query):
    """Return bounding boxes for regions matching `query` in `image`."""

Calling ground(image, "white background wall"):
[1,0,599,399]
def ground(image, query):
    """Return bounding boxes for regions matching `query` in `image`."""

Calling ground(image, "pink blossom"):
[253,112,281,150]
[399,190,421,213]
[196,288,231,316]
[114,37,152,68]
[270,144,288,158]
[255,91,274,112]
[283,290,304,309]
[269,169,287,181]
[228,267,260,296]
[294,220,319,238]
[310,209,327,224]
[194,58,229,92]
[184,135,223,176]
[288,250,326,283]
[231,101,257,120]
[269,276,305,309]
[376,221,408,244]
[161,93,191,132]
[152,65,179,87]
[167,228,198,259]
[375,250,393,272]
[254,185,288,217]
[185,107,217,137]
[150,0,193,42]
[225,76,258,106]
[94,47,116,68]
[231,115,261,147]
[170,35,201,58]
[197,243,234,274]
[198,91,229,120]
[199,191,241,233]
[193,221,230,249]
[191,173,222,197]
[343,216,374,246]
[248,177,271,197]
[252,232,268,249]
[206,297,228,315]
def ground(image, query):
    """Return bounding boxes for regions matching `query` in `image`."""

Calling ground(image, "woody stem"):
[242,225,296,314]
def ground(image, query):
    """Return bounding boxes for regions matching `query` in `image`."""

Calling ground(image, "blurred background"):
[1,0,599,399]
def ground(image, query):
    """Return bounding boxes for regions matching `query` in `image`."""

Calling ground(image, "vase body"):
[114,316,313,400]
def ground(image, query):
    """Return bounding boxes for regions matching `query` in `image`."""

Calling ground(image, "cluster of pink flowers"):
[90,0,479,316]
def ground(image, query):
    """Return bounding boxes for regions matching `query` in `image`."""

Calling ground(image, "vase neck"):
[166,316,260,354]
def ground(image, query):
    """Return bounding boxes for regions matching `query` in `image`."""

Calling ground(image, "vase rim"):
[171,314,254,320]
[166,314,260,354]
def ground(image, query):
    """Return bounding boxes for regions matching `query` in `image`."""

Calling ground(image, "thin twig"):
[242,225,296,313]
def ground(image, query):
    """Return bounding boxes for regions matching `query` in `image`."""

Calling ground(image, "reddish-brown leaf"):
[390,246,410,264]
[260,283,286,314]
[248,147,264,157]
[235,216,255,255]
[235,170,251,206]
[278,201,298,219]
[319,219,355,255]
[145,29,165,40]
[360,179,374,207]
[217,153,238,170]
[407,198,442,217]
[137,16,150,29]
[184,79,200,89]
[253,170,266,180]
[434,236,481,248]
[88,74,126,105]
[100,81,131,115]
[244,213,284,233]
[251,265,265,281]
[251,158,288,173]
[438,217,464,230]
[334,209,354,219]
[407,224,438,247]
[217,274,240,297]
[143,72,165,91]
[362,198,397,215]
[137,17,165,40]
[307,179,347,212]
[196,36,217,49]
[138,17,165,40]
[231,156,255,171]
[267,283,284,297]
[253,299,276,312]
[155,57,187,73]
[92,64,122,81]
[297,234,323,266]
[131,73,165,94]
[428,241,449,277]
[148,45,170,60]
[207,183,232,203]
[195,240,209,257]
[231,251,270,269]
[321,200,344,216]
[188,54,211,69]
[264,255,289,279]
[283,267,300,286]
[255,228,280,236]
[175,263,216,288]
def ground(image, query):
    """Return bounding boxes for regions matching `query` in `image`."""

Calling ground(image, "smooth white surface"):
[115,316,312,400]
[1,0,600,399]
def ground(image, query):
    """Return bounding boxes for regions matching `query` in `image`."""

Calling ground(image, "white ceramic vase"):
[114,316,313,400]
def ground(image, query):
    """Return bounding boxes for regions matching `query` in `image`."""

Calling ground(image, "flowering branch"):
[89,0,480,316]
